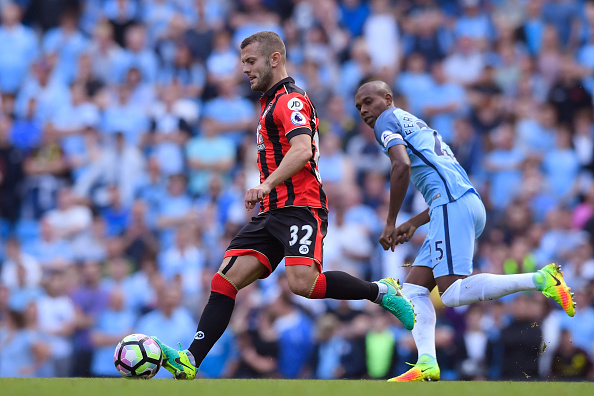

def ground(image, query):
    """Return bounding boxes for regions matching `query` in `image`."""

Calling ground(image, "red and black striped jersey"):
[256,77,327,213]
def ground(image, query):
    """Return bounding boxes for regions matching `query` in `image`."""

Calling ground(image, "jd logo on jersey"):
[287,98,303,111]
[299,245,309,254]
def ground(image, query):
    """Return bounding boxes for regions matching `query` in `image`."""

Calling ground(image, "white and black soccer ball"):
[114,334,163,379]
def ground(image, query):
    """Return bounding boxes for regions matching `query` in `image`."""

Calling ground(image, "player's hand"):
[245,183,271,210]
[392,222,417,247]
[379,224,395,251]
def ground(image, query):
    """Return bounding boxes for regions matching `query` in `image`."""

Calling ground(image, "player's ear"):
[270,51,282,68]
[385,93,393,106]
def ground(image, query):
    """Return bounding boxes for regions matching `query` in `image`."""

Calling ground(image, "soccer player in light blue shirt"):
[354,80,576,381]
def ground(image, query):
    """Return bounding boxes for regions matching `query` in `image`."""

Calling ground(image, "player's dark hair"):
[240,31,286,64]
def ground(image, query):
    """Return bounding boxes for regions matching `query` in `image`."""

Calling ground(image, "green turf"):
[1,378,593,396]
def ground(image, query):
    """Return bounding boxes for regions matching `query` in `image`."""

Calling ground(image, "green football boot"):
[152,337,197,380]
[377,277,416,330]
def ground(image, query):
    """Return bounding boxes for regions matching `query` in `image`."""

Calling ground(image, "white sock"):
[441,273,537,307]
[373,281,388,303]
[402,283,436,360]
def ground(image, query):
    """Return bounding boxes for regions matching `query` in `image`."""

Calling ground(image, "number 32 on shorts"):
[289,224,313,254]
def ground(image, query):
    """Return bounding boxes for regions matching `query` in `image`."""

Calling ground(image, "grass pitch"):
[1,378,592,396]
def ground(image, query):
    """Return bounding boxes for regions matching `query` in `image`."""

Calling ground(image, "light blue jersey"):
[374,107,485,277]
[374,107,476,210]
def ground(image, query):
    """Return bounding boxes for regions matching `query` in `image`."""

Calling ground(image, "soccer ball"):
[114,334,163,379]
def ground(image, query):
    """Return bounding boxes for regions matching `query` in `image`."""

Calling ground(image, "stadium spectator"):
[0,2,38,95]
[365,307,398,380]
[90,288,136,377]
[42,8,89,85]
[496,293,544,380]
[419,62,467,143]
[269,288,314,379]
[363,0,400,78]
[136,286,196,379]
[101,186,131,237]
[147,85,192,176]
[232,307,278,379]
[338,0,370,38]
[2,238,42,297]
[0,117,26,226]
[443,36,485,87]
[114,24,158,84]
[121,200,159,267]
[75,132,145,208]
[0,309,51,377]
[23,218,73,274]
[36,271,77,377]
[102,85,150,147]
[484,122,526,211]
[70,261,109,377]
[88,21,124,86]
[44,188,92,242]
[201,76,255,147]
[310,313,347,379]
[550,329,593,380]
[206,29,239,83]
[158,225,205,302]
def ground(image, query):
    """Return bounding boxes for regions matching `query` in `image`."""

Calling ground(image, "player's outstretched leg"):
[439,264,575,317]
[152,338,198,380]
[293,269,415,330]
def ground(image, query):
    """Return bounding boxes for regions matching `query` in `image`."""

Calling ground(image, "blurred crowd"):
[1,0,594,381]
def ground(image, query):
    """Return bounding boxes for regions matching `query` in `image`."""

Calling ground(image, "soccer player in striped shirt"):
[152,32,415,380]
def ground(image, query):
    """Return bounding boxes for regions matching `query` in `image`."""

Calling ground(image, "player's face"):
[241,42,274,93]
[355,88,390,128]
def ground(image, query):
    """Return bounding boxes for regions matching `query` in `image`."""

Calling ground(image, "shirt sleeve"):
[274,93,314,142]
[374,111,406,154]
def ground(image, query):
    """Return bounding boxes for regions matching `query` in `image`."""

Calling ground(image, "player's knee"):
[211,272,238,300]
[440,280,462,307]
[287,276,313,297]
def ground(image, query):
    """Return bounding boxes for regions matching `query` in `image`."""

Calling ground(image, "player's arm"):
[245,133,312,210]
[380,144,411,251]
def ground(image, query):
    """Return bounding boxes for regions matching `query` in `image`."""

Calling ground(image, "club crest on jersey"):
[287,98,303,111]
[261,103,273,119]
[291,111,306,126]
[256,124,265,151]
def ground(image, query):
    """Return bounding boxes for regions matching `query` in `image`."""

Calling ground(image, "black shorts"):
[224,207,328,278]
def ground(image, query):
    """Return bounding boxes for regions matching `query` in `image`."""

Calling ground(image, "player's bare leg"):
[284,262,415,330]
[154,255,266,379]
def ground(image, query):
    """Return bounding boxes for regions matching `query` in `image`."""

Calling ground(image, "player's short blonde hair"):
[240,31,286,64]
